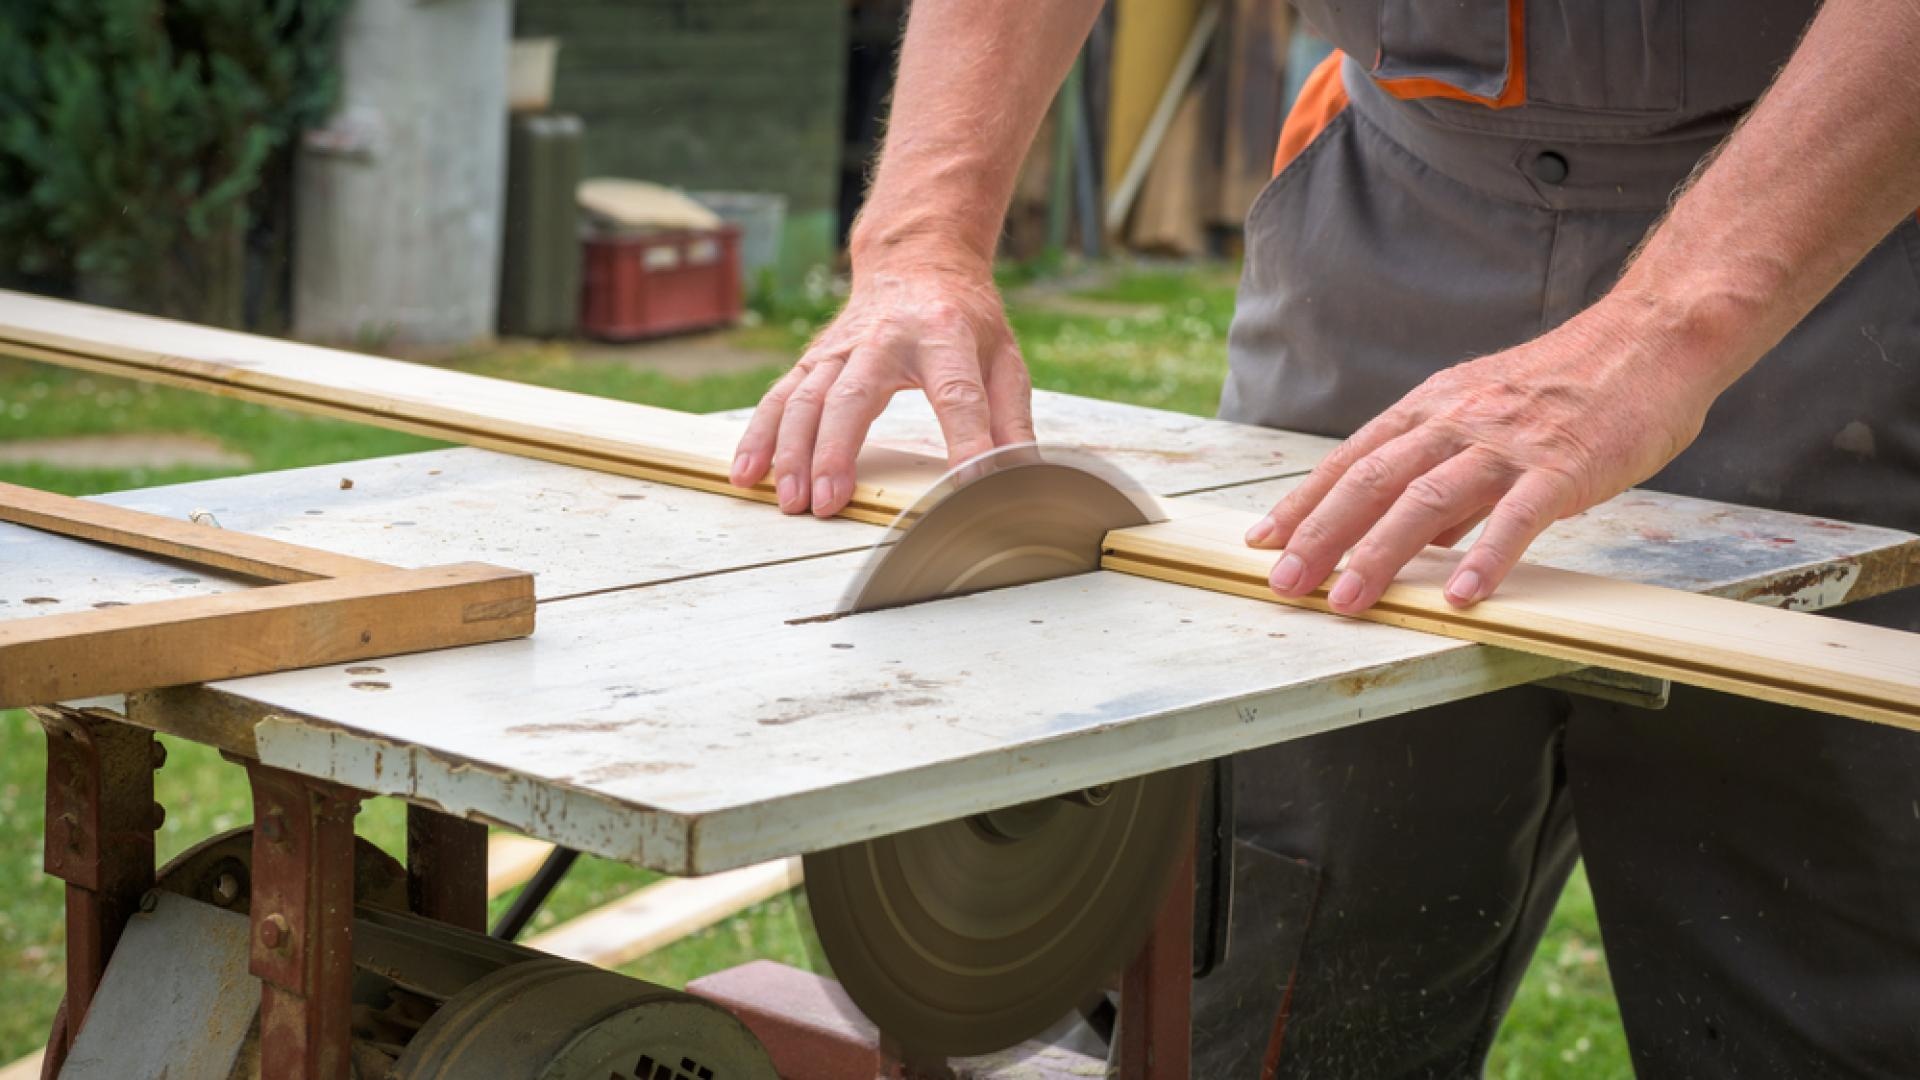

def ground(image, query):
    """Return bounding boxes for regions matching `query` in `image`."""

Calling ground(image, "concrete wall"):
[295,0,511,346]
[514,0,849,289]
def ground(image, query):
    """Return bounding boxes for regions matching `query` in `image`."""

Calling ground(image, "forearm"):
[1603,0,1920,392]
[850,0,1101,276]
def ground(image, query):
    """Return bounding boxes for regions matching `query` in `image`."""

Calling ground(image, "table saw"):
[7,370,1919,1078]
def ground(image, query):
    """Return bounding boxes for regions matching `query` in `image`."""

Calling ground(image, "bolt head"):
[260,814,285,843]
[150,802,166,830]
[260,913,290,950]
[150,742,168,769]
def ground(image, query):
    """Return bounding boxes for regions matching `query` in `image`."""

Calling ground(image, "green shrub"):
[0,0,348,326]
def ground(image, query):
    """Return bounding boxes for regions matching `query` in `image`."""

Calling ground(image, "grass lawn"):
[0,263,1625,1075]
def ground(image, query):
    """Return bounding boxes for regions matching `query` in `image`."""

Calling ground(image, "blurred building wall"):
[514,1,849,289]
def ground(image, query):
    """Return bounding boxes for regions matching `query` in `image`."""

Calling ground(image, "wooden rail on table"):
[2,290,1914,728]
[0,481,533,710]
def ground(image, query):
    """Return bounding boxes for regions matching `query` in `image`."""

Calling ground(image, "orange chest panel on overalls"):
[1276,0,1825,177]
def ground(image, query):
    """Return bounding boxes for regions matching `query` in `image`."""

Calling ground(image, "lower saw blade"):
[804,765,1202,1059]
[811,444,1189,1058]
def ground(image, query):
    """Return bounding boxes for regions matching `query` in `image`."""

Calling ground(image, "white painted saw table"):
[9,389,1918,1078]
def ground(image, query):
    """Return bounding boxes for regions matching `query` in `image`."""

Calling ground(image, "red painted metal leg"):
[405,805,487,931]
[246,763,363,1080]
[1119,834,1196,1080]
[37,708,159,1074]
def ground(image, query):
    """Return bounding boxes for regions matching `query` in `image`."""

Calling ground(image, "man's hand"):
[1246,0,1920,614]
[1244,303,1718,613]
[730,264,1033,517]
[724,0,1098,517]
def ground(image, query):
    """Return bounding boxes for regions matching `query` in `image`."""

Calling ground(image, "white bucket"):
[508,38,559,113]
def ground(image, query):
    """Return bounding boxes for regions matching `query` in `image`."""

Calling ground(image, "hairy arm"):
[732,1,1102,516]
[1249,0,1920,612]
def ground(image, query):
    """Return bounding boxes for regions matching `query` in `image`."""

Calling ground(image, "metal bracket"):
[1539,667,1673,710]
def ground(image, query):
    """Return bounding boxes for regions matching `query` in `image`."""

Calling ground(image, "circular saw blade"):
[804,766,1202,1059]
[812,443,1190,1059]
[842,443,1162,613]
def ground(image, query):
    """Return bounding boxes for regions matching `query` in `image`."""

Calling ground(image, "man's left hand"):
[1243,301,1722,612]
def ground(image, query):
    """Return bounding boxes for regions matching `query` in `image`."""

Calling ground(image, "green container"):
[499,113,583,337]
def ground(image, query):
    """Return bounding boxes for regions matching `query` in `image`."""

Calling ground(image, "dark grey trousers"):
[1201,60,1920,1079]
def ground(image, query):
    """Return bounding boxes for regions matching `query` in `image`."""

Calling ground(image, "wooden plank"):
[487,834,557,898]
[1103,509,1920,730]
[1106,2,1221,232]
[0,291,940,525]
[0,296,1328,519]
[524,858,802,968]
[1183,478,1920,608]
[0,562,533,709]
[744,389,1338,497]
[0,481,393,584]
[0,1050,42,1080]
[1105,0,1205,201]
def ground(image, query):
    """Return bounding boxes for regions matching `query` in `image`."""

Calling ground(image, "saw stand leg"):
[1118,835,1195,1079]
[406,805,488,932]
[245,763,365,1080]
[35,708,160,1078]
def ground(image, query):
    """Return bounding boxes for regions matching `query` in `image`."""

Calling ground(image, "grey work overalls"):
[1203,2,1920,1076]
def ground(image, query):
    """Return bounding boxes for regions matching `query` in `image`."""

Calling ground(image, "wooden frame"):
[0,481,534,709]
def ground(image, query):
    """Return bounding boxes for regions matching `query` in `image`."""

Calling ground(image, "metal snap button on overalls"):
[1532,150,1570,184]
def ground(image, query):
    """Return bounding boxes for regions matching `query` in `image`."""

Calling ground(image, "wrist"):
[849,208,998,283]
[1588,271,1772,398]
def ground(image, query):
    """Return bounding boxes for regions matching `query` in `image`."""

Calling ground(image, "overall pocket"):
[1376,0,1517,103]
[1525,0,1684,113]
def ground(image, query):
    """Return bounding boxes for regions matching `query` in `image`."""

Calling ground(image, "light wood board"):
[1187,477,1920,607]
[1105,509,1920,729]
[0,479,388,584]
[0,292,1330,523]
[0,289,931,524]
[524,859,802,968]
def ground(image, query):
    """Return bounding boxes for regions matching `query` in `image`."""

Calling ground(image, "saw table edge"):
[221,639,1572,876]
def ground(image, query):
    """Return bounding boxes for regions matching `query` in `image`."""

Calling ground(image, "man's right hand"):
[729,261,1034,518]
[728,0,1099,517]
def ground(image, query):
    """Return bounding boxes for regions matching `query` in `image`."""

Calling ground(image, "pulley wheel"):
[395,958,777,1080]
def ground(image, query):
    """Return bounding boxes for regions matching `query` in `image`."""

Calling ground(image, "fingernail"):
[813,476,837,515]
[731,453,752,485]
[1328,570,1365,610]
[1447,568,1483,605]
[776,474,799,510]
[1245,517,1277,546]
[1271,552,1306,593]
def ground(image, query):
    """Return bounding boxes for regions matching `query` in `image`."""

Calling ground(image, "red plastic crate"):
[580,226,743,340]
